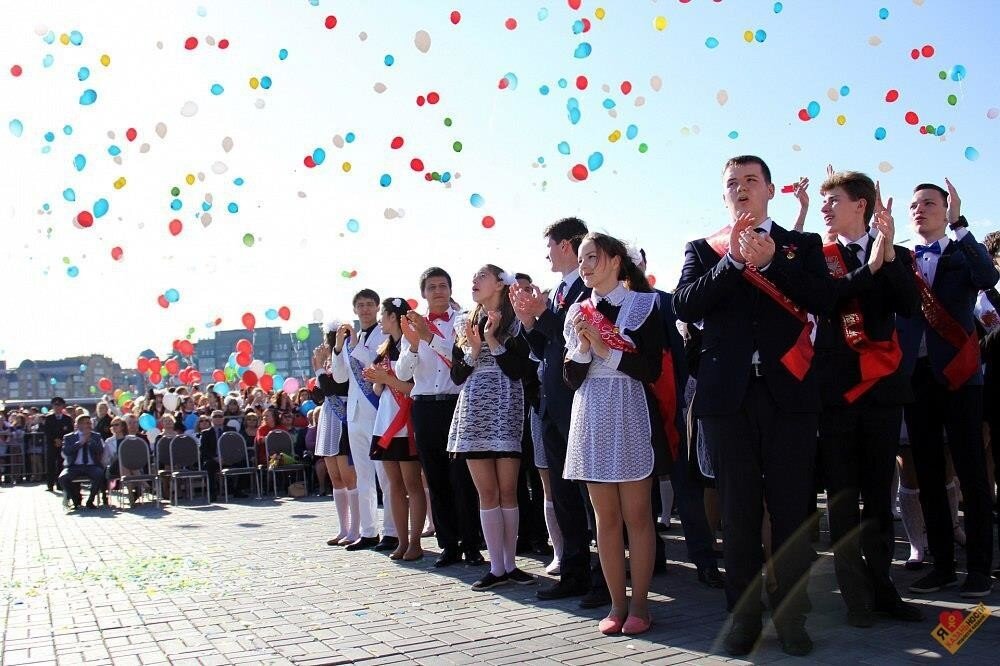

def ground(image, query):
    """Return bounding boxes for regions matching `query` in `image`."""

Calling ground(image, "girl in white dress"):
[563,233,666,636]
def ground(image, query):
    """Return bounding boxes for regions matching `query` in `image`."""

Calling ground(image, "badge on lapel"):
[782,243,798,260]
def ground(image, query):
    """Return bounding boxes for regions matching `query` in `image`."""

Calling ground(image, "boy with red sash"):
[813,171,923,626]
[896,181,999,599]
[673,155,869,657]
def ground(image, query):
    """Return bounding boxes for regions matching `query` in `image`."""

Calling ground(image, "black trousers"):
[411,398,480,550]
[541,412,593,584]
[701,378,817,625]
[904,361,993,576]
[818,403,902,610]
[58,465,105,503]
[46,441,61,489]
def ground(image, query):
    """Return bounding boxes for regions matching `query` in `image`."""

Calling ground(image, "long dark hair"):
[582,232,653,292]
[459,264,517,346]
[375,297,409,362]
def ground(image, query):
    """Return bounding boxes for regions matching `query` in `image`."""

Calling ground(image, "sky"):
[1,0,998,371]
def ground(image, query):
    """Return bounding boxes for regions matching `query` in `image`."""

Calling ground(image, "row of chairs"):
[111,430,308,508]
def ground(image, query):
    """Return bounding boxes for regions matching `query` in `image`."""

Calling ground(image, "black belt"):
[412,394,459,402]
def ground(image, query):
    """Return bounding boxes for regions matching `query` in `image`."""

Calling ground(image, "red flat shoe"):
[598,614,625,635]
[622,615,652,636]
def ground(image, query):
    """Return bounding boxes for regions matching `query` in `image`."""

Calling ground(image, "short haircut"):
[983,231,1000,257]
[75,414,91,426]
[913,183,948,203]
[353,288,380,306]
[723,155,772,184]
[821,171,878,225]
[514,272,532,283]
[543,217,588,251]
[419,267,452,291]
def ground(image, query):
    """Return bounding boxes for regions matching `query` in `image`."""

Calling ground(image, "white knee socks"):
[543,500,563,574]
[333,488,349,541]
[501,506,520,573]
[481,507,505,577]
[346,488,360,542]
[898,486,927,564]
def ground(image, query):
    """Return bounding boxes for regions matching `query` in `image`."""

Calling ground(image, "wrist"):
[949,215,968,231]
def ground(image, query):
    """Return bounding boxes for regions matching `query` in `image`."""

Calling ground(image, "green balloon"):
[225,367,236,380]
[89,385,96,393]
[452,141,462,152]
[116,391,132,407]
[638,143,649,153]
[160,367,168,377]
[264,362,277,375]
[296,326,309,341]
[242,233,255,247]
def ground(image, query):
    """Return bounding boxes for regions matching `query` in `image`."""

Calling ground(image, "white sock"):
[333,488,349,540]
[346,488,361,542]
[480,507,505,577]
[543,500,563,569]
[898,486,927,562]
[500,506,520,574]
[946,480,965,545]
[890,467,901,518]
[424,487,435,532]
[659,478,674,526]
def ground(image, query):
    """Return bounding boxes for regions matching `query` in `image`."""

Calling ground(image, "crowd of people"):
[2,154,999,657]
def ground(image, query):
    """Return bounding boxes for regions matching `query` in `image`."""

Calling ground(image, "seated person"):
[58,414,106,509]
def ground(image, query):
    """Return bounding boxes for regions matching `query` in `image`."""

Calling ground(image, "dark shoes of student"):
[846,604,875,628]
[536,577,588,600]
[776,620,813,657]
[463,549,486,566]
[873,598,924,622]
[578,585,612,609]
[959,573,994,598]
[697,566,725,589]
[908,569,958,594]
[471,572,508,591]
[344,536,380,551]
[434,547,463,568]
[374,536,399,552]
[723,618,762,656]
[506,568,535,585]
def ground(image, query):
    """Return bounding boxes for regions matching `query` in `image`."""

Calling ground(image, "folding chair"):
[217,431,261,501]
[264,430,307,497]
[116,436,160,508]
[168,435,210,505]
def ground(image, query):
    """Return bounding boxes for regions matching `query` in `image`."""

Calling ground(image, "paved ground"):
[0,483,997,666]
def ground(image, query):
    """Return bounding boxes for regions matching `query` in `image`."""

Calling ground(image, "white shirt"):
[331,324,385,422]
[837,230,872,265]
[371,353,410,439]
[914,229,969,356]
[395,307,461,396]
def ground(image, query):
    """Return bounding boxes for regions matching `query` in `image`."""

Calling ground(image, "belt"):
[412,394,459,402]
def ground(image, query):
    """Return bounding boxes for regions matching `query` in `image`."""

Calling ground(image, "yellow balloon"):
[185,174,195,185]
[608,129,622,143]
[113,177,126,190]
[100,54,111,66]
[342,162,351,172]
[249,77,259,89]
[595,7,606,20]
[59,33,70,45]
[654,16,668,31]
[837,114,847,126]
[744,30,754,43]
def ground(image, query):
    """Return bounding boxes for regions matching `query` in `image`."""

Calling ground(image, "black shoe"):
[656,520,672,533]
[846,605,875,628]
[579,586,612,609]
[463,549,486,566]
[909,569,958,594]
[232,490,248,498]
[506,568,535,585]
[374,536,399,552]
[697,566,726,589]
[723,618,762,656]
[959,573,994,598]
[776,621,813,657]
[873,599,924,622]
[531,541,553,556]
[344,536,380,551]
[434,548,462,568]
[536,578,588,600]
[472,572,508,591]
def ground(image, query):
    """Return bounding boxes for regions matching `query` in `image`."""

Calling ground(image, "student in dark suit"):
[896,180,999,599]
[979,231,1000,578]
[673,155,868,656]
[813,171,923,626]
[58,414,106,509]
[42,397,75,492]
[511,217,607,606]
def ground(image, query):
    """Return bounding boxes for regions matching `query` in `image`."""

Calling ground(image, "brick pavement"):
[1,484,997,665]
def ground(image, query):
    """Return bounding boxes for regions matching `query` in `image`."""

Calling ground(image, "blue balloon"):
[214,382,229,396]
[43,54,54,68]
[44,131,55,142]
[312,147,326,165]
[138,413,156,431]
[210,83,224,95]
[602,98,616,109]
[345,132,355,143]
[260,76,272,89]
[626,124,639,140]
[278,48,288,60]
[93,198,109,218]
[572,20,585,34]
[964,146,980,161]
[63,188,76,202]
[379,174,392,187]
[949,65,966,82]
[754,30,767,43]
[63,125,73,135]
[705,37,719,49]
[774,2,783,13]
[78,66,90,81]
[300,400,316,416]
[67,266,79,278]
[265,308,278,320]
[573,42,592,59]
[272,374,285,388]
[184,413,198,430]
[728,131,739,139]
[470,193,485,208]
[539,85,550,95]
[807,101,821,118]
[346,218,360,233]
[587,152,604,171]
[227,202,239,213]
[557,141,570,155]
[874,127,887,140]
[384,54,394,66]
[69,30,83,46]
[840,85,850,96]
[165,288,180,303]
[79,89,97,105]
[537,7,549,20]
[9,119,23,137]
[557,78,567,88]
[568,108,581,124]
[878,7,889,19]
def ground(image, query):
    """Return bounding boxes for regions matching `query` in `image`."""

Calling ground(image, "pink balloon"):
[282,377,300,394]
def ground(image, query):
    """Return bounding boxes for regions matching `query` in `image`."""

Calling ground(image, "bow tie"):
[428,312,450,323]
[915,242,942,258]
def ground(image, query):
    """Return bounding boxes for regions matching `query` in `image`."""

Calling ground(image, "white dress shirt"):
[553,269,581,309]
[395,307,461,396]
[837,229,872,265]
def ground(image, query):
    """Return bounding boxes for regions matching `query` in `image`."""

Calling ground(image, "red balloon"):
[278,306,291,321]
[235,352,252,367]
[111,246,123,261]
[324,15,337,29]
[178,340,194,356]
[77,211,94,227]
[235,338,253,354]
[157,294,170,308]
[243,370,259,387]
[10,64,23,77]
[212,369,225,382]
[910,49,920,60]
[171,339,181,352]
[481,215,496,229]
[179,367,190,383]
[905,111,919,125]
[576,75,588,90]
[406,298,419,310]
[125,128,137,142]
[218,39,230,49]
[568,0,581,9]
[184,36,198,50]
[137,357,150,373]
[259,374,274,391]
[416,95,426,106]
[168,219,183,236]
[620,80,632,95]
[797,108,811,121]
[242,312,256,331]
[427,91,440,104]
[648,274,657,288]
[304,155,316,168]
[98,377,113,392]
[885,89,899,103]
[581,18,591,32]
[498,77,509,90]
[450,10,461,24]
[505,18,518,30]
[921,44,934,58]
[571,164,589,181]
[148,358,162,375]
[410,158,425,171]
[165,359,180,375]
[390,136,404,149]
[306,378,317,391]
[189,371,202,385]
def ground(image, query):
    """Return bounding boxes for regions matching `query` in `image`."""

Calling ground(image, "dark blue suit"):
[896,232,999,578]
[58,431,106,505]
[522,276,593,585]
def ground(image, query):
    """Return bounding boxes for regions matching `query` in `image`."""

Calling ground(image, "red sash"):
[376,359,416,455]
[706,225,814,380]
[907,260,980,391]
[578,301,680,459]
[822,244,903,403]
[424,316,454,368]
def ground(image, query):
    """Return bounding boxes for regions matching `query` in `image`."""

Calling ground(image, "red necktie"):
[428,312,450,323]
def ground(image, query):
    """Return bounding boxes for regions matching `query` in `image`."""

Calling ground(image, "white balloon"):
[162,393,180,410]
[250,360,265,376]
[414,30,431,53]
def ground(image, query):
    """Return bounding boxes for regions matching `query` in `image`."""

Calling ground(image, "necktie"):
[846,243,864,269]
[915,241,942,258]
[754,227,766,234]
[216,428,222,440]
[554,282,566,311]
[428,311,450,323]
[82,439,90,465]
[846,243,863,256]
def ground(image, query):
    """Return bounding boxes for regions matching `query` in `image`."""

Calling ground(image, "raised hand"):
[362,365,389,384]
[405,311,432,343]
[826,163,834,178]
[792,177,810,231]
[571,313,592,354]
[872,182,896,254]
[510,284,548,320]
[944,177,961,225]
[739,226,775,268]
[483,310,501,345]
[729,210,758,262]
[868,229,887,273]
[400,315,420,348]
[465,318,482,358]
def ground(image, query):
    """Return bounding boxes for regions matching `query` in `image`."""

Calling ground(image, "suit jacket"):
[815,242,921,408]
[896,232,1000,387]
[198,426,237,461]
[673,222,869,416]
[43,413,74,448]
[522,276,591,426]
[654,289,690,440]
[61,432,105,468]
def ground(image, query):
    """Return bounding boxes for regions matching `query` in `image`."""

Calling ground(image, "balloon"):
[482,216,496,229]
[964,146,980,161]
[169,219,183,236]
[212,369,225,382]
[282,377,300,394]
[165,288,180,303]
[250,360,265,376]
[264,362,277,375]
[470,193,485,208]
[279,306,291,321]
[450,10,461,24]
[98,377,112,392]
[243,370,259,387]
[213,381,229,395]
[165,359,180,375]
[874,127,887,140]
[587,152,604,171]
[306,378,317,391]
[162,392,180,410]
[273,374,285,389]
[571,164,589,181]
[149,358,162,375]
[259,374,274,391]
[557,141,571,155]
[137,357,150,373]
[184,413,198,430]
[705,37,719,49]
[807,101,821,118]
[265,308,278,320]
[299,400,316,416]
[236,339,253,354]
[117,392,133,408]
[178,340,194,356]
[235,351,251,367]
[295,326,310,341]
[242,312,256,331]
[414,30,431,53]
[138,414,156,431]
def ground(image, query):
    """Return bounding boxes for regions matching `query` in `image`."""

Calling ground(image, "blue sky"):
[1,0,997,369]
